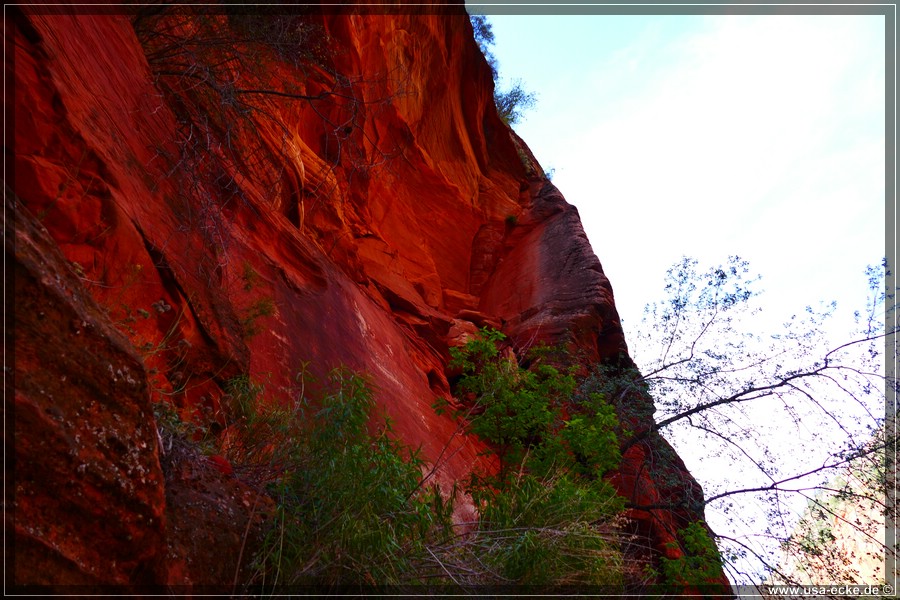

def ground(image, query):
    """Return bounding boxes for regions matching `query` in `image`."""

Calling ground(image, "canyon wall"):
[7,4,730,593]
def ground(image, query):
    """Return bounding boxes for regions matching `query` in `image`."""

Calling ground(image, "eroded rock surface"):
[9,186,166,587]
[8,5,730,592]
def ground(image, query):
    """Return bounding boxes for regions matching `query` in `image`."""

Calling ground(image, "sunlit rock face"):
[9,4,729,591]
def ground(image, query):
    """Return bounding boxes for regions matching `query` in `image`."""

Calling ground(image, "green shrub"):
[244,367,453,589]
[446,329,564,481]
[439,328,627,585]
[444,328,623,485]
[561,393,621,477]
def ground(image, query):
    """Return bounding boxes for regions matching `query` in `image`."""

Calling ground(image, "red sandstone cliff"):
[7,5,731,593]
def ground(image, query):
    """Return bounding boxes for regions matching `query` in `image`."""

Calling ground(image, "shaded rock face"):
[8,5,729,591]
[8,186,166,586]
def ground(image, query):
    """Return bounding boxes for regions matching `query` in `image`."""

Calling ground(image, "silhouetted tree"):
[614,255,897,589]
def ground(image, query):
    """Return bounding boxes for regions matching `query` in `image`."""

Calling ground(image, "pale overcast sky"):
[477,10,887,584]
[485,13,885,346]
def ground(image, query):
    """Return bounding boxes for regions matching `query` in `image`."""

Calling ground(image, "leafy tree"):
[620,255,897,588]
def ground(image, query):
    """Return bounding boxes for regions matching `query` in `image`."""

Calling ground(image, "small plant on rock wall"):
[240,296,276,339]
[152,395,217,457]
[642,521,724,594]
[235,262,276,339]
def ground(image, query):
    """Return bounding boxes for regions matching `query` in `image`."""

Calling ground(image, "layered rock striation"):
[8,4,731,592]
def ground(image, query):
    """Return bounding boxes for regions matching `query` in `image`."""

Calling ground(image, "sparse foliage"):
[767,431,893,587]
[625,255,898,587]
[495,80,538,126]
